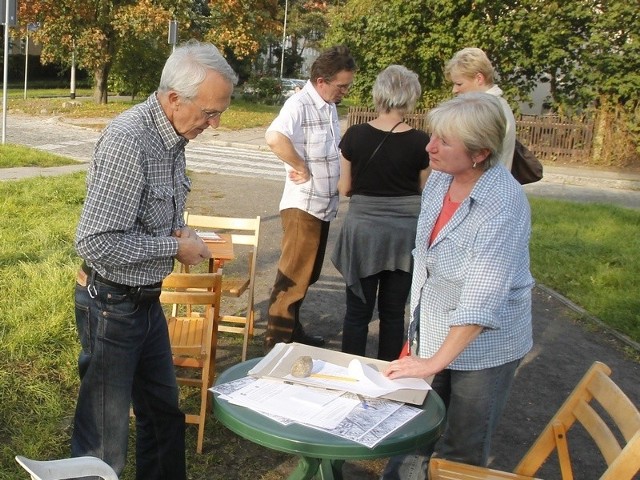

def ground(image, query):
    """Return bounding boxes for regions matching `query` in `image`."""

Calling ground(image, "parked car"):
[242,77,307,104]
[281,78,307,98]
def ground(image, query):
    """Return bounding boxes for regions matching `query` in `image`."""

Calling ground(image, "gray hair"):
[373,65,421,114]
[444,47,495,86]
[428,92,505,169]
[158,40,238,99]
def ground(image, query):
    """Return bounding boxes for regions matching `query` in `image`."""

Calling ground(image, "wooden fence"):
[347,106,595,163]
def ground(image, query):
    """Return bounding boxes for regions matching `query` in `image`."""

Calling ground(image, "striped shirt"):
[408,166,534,370]
[75,93,190,286]
[267,81,341,221]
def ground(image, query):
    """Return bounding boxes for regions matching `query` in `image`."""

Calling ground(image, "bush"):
[242,76,283,105]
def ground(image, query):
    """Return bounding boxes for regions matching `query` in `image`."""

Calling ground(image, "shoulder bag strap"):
[352,121,403,192]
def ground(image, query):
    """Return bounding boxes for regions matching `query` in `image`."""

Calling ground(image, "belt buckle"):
[80,267,97,298]
[77,269,97,297]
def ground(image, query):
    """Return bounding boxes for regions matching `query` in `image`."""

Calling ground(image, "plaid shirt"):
[409,166,534,370]
[75,93,190,286]
[267,81,341,221]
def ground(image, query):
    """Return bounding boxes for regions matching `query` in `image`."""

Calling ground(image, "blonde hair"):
[444,47,495,85]
[428,93,505,169]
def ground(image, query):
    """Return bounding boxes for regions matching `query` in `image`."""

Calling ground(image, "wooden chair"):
[161,272,222,453]
[185,213,261,361]
[15,455,118,480]
[428,361,640,480]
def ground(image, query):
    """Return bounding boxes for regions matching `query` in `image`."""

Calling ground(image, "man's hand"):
[175,234,211,266]
[288,165,311,184]
[266,131,311,184]
[172,226,197,239]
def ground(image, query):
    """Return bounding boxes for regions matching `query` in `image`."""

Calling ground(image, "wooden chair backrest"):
[183,213,261,361]
[161,272,221,306]
[185,213,260,247]
[515,361,640,479]
[160,273,221,359]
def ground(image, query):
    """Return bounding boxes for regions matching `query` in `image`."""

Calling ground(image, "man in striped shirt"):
[264,45,356,351]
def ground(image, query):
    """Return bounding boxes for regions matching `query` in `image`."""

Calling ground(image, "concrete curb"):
[0,164,88,181]
[208,140,273,152]
[542,169,640,191]
[536,284,640,353]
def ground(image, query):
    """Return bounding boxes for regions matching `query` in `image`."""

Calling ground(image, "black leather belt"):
[81,262,162,303]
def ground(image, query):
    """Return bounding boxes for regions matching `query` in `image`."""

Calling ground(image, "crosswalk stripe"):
[187,151,283,172]
[186,144,285,180]
[186,159,283,181]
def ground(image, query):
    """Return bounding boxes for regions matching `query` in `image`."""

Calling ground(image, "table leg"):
[288,457,319,480]
[319,459,344,480]
[288,457,344,480]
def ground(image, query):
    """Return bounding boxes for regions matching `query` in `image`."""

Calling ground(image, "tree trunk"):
[93,64,110,104]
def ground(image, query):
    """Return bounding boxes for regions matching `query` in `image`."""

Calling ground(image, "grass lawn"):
[7,90,282,132]
[0,144,79,168]
[7,87,351,132]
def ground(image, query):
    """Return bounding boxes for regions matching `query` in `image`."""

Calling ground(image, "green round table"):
[213,357,446,480]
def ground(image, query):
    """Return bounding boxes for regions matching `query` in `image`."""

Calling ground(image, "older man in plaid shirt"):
[72,41,237,479]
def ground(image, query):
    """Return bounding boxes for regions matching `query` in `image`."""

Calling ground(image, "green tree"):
[580,1,640,105]
[205,0,280,60]
[260,0,341,79]
[17,0,192,104]
[325,0,453,106]
[108,0,174,100]
[325,0,640,114]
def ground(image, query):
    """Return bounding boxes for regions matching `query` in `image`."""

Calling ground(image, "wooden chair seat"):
[429,362,640,480]
[222,276,250,297]
[429,458,541,479]
[160,272,222,454]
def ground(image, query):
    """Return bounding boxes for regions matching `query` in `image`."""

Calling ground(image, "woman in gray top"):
[332,65,429,360]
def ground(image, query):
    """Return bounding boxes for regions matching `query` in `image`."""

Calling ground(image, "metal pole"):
[279,0,288,79]
[70,41,76,100]
[23,33,28,100]
[168,20,177,53]
[2,0,10,144]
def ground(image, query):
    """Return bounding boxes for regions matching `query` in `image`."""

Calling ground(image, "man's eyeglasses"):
[194,102,227,121]
[324,80,352,92]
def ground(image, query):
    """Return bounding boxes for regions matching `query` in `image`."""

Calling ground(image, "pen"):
[357,394,369,410]
[309,373,359,382]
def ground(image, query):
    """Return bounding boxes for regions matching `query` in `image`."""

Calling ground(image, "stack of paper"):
[249,342,431,404]
[196,231,224,242]
[212,377,422,448]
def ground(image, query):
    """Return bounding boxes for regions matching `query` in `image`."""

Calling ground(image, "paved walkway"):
[3,119,640,208]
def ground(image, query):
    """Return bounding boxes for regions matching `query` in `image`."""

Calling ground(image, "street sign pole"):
[168,20,177,53]
[2,0,10,144]
[1,0,16,144]
[279,0,288,79]
[70,40,76,99]
[23,33,28,100]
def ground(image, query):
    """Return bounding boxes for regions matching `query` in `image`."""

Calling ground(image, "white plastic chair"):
[15,455,119,480]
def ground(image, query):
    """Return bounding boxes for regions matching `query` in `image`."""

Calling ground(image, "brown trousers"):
[264,208,330,347]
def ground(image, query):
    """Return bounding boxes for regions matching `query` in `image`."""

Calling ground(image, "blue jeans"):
[342,270,412,361]
[71,280,185,479]
[381,359,521,480]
